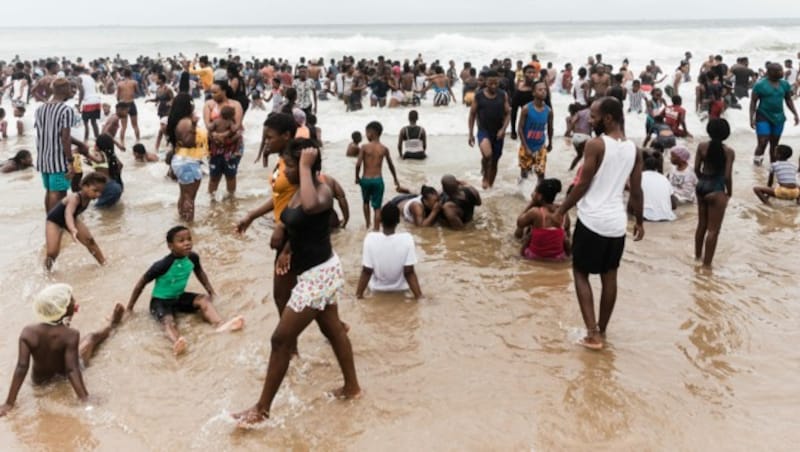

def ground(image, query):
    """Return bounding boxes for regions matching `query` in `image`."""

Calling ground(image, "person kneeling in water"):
[126,226,244,355]
[0,284,125,417]
[516,178,571,261]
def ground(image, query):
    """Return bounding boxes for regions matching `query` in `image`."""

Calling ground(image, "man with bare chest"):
[116,68,140,146]
[590,64,611,97]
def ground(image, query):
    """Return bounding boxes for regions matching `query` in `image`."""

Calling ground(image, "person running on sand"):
[45,172,108,271]
[356,121,403,230]
[233,140,360,428]
[0,284,125,417]
[126,226,244,356]
[516,178,571,261]
[552,97,644,350]
[694,118,734,268]
[753,144,799,205]
[468,70,510,189]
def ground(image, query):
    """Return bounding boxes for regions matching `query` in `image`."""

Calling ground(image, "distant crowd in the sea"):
[1,47,799,426]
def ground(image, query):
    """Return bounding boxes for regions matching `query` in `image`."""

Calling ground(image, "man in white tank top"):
[554,97,644,351]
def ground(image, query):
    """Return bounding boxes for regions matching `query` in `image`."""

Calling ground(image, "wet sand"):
[1,95,799,450]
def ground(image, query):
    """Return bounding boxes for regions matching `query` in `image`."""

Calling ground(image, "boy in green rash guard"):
[126,226,244,355]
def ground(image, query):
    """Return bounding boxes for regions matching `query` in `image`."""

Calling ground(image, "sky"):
[2,1,800,26]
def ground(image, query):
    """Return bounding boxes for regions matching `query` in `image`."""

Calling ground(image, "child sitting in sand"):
[126,226,244,355]
[1,149,33,173]
[753,145,800,205]
[0,284,125,417]
[346,131,361,157]
[45,172,108,270]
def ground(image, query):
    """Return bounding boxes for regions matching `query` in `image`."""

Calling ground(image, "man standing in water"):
[35,78,83,213]
[554,97,644,350]
[116,69,140,148]
[468,70,510,189]
[31,61,59,102]
[750,62,799,165]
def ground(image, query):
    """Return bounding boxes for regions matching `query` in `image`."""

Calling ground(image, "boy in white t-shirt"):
[640,154,676,221]
[356,202,423,299]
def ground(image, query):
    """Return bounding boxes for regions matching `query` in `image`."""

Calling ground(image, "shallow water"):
[1,84,800,451]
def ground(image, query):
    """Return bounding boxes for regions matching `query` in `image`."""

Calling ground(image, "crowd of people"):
[1,48,799,425]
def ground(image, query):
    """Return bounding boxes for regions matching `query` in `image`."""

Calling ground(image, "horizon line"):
[0,17,798,29]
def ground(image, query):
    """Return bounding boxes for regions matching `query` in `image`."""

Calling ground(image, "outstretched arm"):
[126,275,151,311]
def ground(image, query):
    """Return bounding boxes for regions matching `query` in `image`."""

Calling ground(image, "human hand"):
[276,251,291,276]
[269,226,285,250]
[299,147,318,168]
[468,135,475,147]
[355,177,360,185]
[0,403,13,417]
[235,216,252,235]
[71,230,79,242]
[633,223,645,241]
[340,218,348,228]
[497,129,506,140]
[794,114,799,126]
[750,119,756,130]
[547,143,553,152]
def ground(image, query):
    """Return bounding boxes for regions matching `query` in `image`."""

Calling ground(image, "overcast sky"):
[2,1,799,26]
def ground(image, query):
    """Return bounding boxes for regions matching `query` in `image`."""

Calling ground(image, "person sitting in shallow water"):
[753,144,800,205]
[516,178,571,261]
[0,284,125,417]
[1,149,33,173]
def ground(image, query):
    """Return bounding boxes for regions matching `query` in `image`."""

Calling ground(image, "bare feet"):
[232,405,269,428]
[578,335,603,351]
[215,315,245,333]
[481,179,489,190]
[328,385,362,400]
[173,337,187,355]
[111,303,125,326]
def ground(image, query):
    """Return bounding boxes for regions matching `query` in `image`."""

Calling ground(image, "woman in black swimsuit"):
[694,118,735,268]
[233,139,360,427]
[45,172,108,271]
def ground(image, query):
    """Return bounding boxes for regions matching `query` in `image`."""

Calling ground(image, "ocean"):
[1,20,799,451]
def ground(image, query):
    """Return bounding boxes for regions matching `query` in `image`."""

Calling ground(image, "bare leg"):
[179,180,202,222]
[597,270,618,334]
[373,208,380,232]
[232,306,318,426]
[753,186,774,205]
[120,115,128,147]
[768,135,780,163]
[91,119,99,140]
[573,269,603,349]
[487,158,499,188]
[694,199,708,260]
[44,221,63,271]
[701,193,728,268]
[315,304,361,398]
[273,268,298,354]
[79,304,124,366]
[45,190,67,213]
[753,135,769,163]
[192,295,244,332]
[161,315,187,355]
[75,220,105,265]
[83,120,90,142]
[208,175,222,195]
[570,143,585,171]
[225,174,237,195]
[479,139,492,189]
[130,114,140,142]
[362,203,370,229]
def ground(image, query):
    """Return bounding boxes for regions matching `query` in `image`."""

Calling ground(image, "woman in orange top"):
[235,113,299,317]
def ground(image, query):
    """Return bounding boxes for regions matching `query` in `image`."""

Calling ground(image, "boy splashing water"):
[126,226,244,355]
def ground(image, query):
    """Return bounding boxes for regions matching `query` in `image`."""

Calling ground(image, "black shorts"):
[121,101,138,117]
[149,292,200,321]
[572,220,625,274]
[81,109,100,121]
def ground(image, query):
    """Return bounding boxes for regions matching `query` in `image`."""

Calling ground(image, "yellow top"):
[190,66,214,90]
[270,158,298,223]
[175,128,208,160]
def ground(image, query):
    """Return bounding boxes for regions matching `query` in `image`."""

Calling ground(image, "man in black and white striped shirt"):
[35,78,84,213]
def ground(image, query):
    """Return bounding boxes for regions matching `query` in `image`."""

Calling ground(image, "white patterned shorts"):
[287,254,345,313]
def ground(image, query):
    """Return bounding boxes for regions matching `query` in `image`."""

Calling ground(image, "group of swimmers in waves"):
[0,48,798,425]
